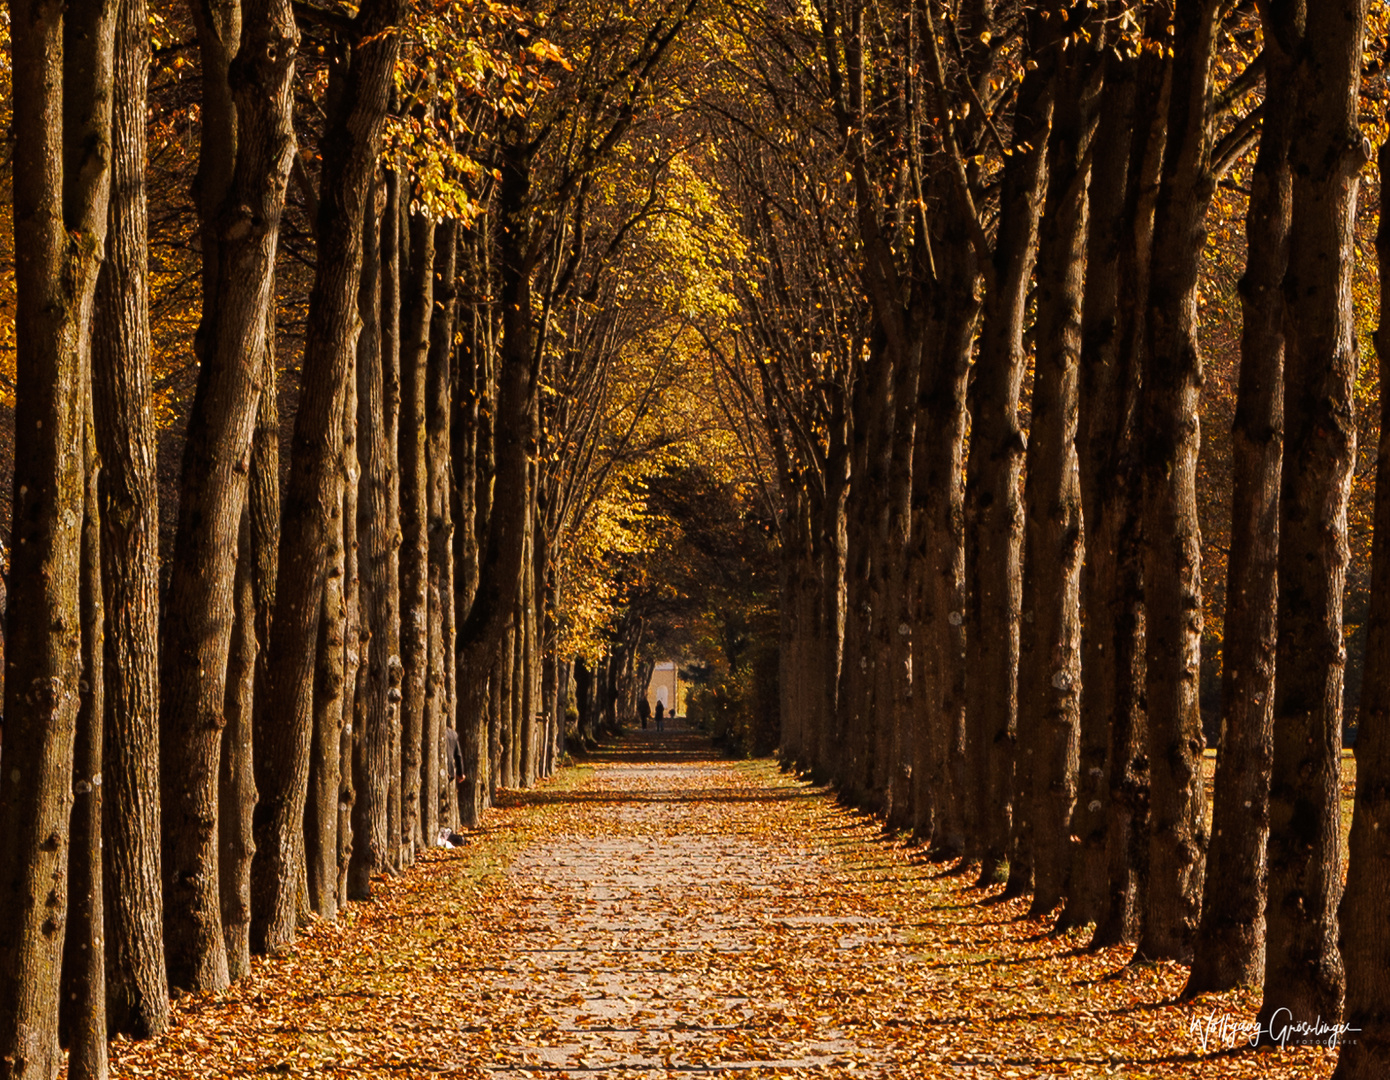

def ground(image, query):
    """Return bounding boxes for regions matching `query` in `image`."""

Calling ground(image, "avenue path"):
[106,729,1337,1079]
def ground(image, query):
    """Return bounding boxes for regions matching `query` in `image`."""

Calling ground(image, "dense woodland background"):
[2,0,1390,1078]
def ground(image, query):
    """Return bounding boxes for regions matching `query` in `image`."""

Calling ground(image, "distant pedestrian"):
[655,700,665,732]
[445,726,466,786]
[638,697,651,729]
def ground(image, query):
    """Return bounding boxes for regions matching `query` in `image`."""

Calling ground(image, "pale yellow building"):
[646,660,682,716]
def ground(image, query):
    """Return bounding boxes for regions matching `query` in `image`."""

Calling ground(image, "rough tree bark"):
[910,232,976,856]
[455,127,543,827]
[836,337,892,807]
[1089,6,1169,948]
[304,458,346,919]
[1185,7,1297,995]
[1260,0,1365,1036]
[1018,41,1096,916]
[91,0,169,1035]
[236,308,280,978]
[1138,0,1220,964]
[339,319,361,907]
[349,173,398,900]
[161,0,298,992]
[1066,37,1141,935]
[251,0,404,953]
[424,218,458,842]
[964,49,1051,882]
[520,522,539,786]
[816,426,850,787]
[0,0,115,1072]
[218,511,256,980]
[399,205,435,859]
[60,332,109,1080]
[383,168,404,867]
[1335,71,1390,1080]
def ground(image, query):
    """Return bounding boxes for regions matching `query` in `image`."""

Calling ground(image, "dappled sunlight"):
[102,736,1336,1079]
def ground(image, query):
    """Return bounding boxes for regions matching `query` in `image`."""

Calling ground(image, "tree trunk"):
[964,52,1052,883]
[424,219,457,842]
[383,169,404,869]
[239,303,279,971]
[1334,83,1390,1080]
[218,511,256,980]
[910,234,976,857]
[1138,0,1220,964]
[1260,0,1365,1035]
[251,0,403,953]
[348,174,399,901]
[161,0,297,992]
[0,0,115,1071]
[1089,6,1168,949]
[91,0,168,1035]
[1185,14,1295,995]
[455,128,543,827]
[817,431,850,784]
[493,646,509,793]
[60,377,108,1080]
[574,658,593,746]
[453,218,488,630]
[399,208,434,862]
[440,460,458,828]
[837,337,893,806]
[339,333,361,907]
[305,469,346,919]
[509,616,524,786]
[1018,46,1095,917]
[777,508,806,769]
[520,529,539,787]
[880,323,922,831]
[1067,36,1145,939]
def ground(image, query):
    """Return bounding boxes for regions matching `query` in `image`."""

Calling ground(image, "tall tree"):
[964,19,1052,884]
[91,0,169,1034]
[60,247,110,1080]
[219,511,256,978]
[238,311,281,973]
[0,0,116,1072]
[161,0,299,991]
[383,167,405,863]
[252,0,407,953]
[1087,0,1171,947]
[1066,30,1146,937]
[349,173,401,899]
[339,339,361,906]
[1260,0,1366,1035]
[1186,2,1299,995]
[1018,29,1098,916]
[398,205,435,861]
[304,454,347,918]
[1335,77,1390,1080]
[1137,0,1221,964]
[424,219,460,842]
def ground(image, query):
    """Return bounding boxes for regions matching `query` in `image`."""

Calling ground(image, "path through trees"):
[3,2,1390,1075]
[106,732,1340,1078]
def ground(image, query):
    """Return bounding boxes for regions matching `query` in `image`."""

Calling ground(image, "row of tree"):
[12,0,1390,1076]
[712,0,1388,1074]
[0,1,720,1077]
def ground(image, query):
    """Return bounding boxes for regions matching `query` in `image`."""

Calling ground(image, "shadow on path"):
[105,729,1338,1080]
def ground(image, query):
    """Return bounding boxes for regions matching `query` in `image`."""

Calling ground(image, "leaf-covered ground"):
[100,730,1337,1078]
